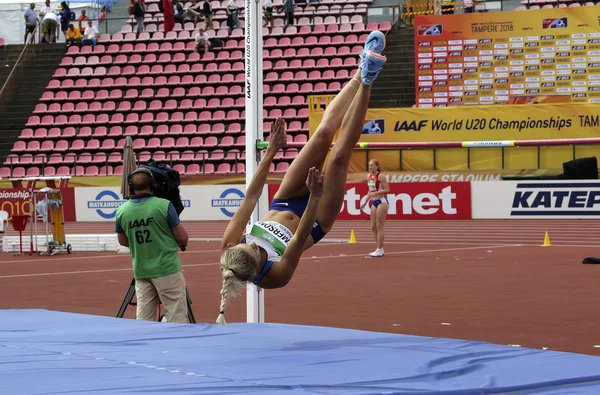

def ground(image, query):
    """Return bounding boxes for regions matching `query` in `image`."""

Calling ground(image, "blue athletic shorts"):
[372,196,389,208]
[269,195,327,244]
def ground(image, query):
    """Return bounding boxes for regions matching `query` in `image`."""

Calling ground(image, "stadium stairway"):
[0,46,22,89]
[0,44,66,163]
[369,27,415,108]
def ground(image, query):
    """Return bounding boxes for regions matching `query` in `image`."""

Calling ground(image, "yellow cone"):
[348,229,357,244]
[542,232,552,247]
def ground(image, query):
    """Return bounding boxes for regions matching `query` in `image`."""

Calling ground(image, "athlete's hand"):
[267,117,286,154]
[360,198,370,210]
[306,167,323,198]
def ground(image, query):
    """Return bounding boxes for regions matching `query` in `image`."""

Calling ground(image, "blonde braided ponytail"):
[216,247,260,326]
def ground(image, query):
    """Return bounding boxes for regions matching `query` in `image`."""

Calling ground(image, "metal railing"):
[1,150,249,177]
[0,25,39,110]
[95,3,399,36]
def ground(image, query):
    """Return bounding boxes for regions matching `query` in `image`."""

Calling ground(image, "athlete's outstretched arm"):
[265,167,323,288]
[221,118,287,249]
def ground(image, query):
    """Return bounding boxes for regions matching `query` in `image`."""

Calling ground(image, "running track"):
[66,219,600,247]
[1,219,600,356]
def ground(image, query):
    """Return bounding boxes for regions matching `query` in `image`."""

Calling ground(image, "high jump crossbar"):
[256,138,600,150]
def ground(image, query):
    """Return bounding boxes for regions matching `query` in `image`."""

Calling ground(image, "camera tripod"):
[116,278,196,323]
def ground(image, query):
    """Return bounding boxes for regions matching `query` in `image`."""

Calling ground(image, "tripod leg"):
[117,278,137,318]
[185,287,196,324]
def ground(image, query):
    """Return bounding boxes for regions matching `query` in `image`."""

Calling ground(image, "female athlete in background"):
[215,30,388,325]
[361,159,390,257]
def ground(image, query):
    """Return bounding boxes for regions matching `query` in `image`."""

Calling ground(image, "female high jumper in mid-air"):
[216,30,387,325]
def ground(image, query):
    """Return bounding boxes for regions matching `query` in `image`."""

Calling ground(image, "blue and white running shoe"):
[361,50,386,86]
[359,30,386,67]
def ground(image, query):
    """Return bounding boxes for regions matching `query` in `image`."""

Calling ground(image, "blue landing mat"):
[2,310,600,395]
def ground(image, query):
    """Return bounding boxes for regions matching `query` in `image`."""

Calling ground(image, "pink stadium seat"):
[26,167,40,177]
[187,164,201,175]
[78,153,93,164]
[179,99,193,110]
[204,136,218,147]
[235,135,245,147]
[173,164,185,174]
[56,166,70,176]
[20,129,34,139]
[153,151,167,162]
[162,137,175,149]
[184,124,198,135]
[210,149,225,161]
[202,163,215,174]
[180,150,194,161]
[99,166,114,176]
[108,152,122,163]
[43,166,56,176]
[190,137,204,147]
[124,126,138,136]
[47,153,63,165]
[5,156,21,167]
[33,128,47,139]
[138,151,152,163]
[40,140,54,152]
[215,163,230,174]
[25,141,40,152]
[92,152,107,164]
[166,125,181,136]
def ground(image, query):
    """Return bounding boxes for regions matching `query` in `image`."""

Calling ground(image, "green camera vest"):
[116,197,181,279]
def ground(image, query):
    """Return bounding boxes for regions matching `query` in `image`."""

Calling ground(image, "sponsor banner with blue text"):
[471,181,600,218]
[75,185,268,221]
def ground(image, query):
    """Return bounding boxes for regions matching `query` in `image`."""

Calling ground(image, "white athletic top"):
[243,220,292,263]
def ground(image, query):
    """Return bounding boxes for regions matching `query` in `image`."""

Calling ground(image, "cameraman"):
[115,168,190,323]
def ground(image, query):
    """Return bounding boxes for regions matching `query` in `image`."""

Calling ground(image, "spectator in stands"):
[128,0,145,11]
[116,168,190,324]
[194,28,210,57]
[99,6,107,24]
[24,3,37,44]
[65,23,83,47]
[77,9,89,33]
[282,0,294,27]
[226,0,239,33]
[263,0,274,30]
[40,11,60,43]
[463,0,473,13]
[203,0,213,30]
[132,0,146,37]
[81,20,98,48]
[59,2,73,40]
[173,0,185,26]
[39,0,53,19]
[186,0,203,24]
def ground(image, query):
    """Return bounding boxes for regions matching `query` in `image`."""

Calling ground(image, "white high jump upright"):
[244,0,265,323]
